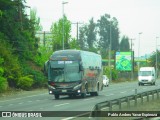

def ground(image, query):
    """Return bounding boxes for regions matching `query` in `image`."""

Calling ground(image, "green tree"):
[148,51,160,69]
[86,18,97,50]
[97,14,111,50]
[69,38,80,49]
[111,17,120,51]
[97,14,119,58]
[120,35,130,51]
[0,0,46,90]
[78,25,88,50]
[30,8,43,31]
[0,57,8,92]
[50,15,71,51]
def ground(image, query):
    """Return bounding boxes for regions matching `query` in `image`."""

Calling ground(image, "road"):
[0,79,160,120]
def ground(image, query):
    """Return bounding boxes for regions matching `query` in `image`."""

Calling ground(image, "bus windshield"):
[50,61,81,82]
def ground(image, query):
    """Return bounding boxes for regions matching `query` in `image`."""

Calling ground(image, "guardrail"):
[91,88,160,117]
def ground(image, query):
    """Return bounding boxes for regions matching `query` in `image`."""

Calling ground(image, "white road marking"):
[54,103,69,107]
[105,93,114,96]
[83,98,95,101]
[62,117,75,120]
[120,91,126,94]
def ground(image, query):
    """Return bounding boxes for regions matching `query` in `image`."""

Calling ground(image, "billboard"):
[115,52,133,71]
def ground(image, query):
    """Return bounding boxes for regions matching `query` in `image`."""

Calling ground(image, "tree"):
[69,38,80,49]
[78,25,88,50]
[0,0,46,90]
[111,17,119,51]
[50,15,71,51]
[120,35,130,51]
[97,14,111,50]
[97,14,120,58]
[86,18,97,50]
[30,8,43,31]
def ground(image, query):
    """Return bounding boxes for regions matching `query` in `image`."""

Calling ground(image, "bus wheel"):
[81,92,86,98]
[95,85,99,96]
[90,92,94,96]
[55,94,59,99]
[81,87,87,98]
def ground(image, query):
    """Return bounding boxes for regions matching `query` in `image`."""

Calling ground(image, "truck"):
[138,67,156,86]
[44,50,103,99]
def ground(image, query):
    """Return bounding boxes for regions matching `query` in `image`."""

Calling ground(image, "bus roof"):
[50,49,101,61]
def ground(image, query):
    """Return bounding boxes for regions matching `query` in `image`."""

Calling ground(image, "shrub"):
[0,57,8,92]
[103,66,118,81]
[18,75,34,90]
[0,77,8,92]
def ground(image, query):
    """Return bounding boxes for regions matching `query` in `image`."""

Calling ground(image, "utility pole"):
[130,38,135,80]
[138,32,142,72]
[109,20,112,82]
[62,1,68,50]
[72,22,83,41]
[156,37,159,78]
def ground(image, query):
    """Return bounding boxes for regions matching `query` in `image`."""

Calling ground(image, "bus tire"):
[55,94,59,99]
[94,91,99,96]
[81,85,87,98]
[90,92,94,96]
[95,84,99,96]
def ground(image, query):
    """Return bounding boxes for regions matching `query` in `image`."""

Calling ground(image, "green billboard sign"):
[116,52,132,71]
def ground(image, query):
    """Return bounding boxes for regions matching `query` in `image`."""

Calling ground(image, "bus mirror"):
[79,65,83,71]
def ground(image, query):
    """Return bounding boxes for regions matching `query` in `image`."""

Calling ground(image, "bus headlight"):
[73,84,82,90]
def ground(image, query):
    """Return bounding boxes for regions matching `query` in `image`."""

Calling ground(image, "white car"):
[103,75,109,87]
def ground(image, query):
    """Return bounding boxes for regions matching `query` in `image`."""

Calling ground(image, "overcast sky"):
[26,0,160,57]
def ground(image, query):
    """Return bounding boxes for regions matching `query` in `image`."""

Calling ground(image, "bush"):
[103,66,118,81]
[18,75,34,90]
[0,77,8,92]
[32,70,47,88]
[0,58,8,92]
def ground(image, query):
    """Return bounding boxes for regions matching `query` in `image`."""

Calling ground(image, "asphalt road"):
[0,79,160,120]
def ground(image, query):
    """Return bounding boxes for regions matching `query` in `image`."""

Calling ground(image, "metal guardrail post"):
[135,95,137,107]
[147,92,149,102]
[157,90,159,99]
[91,104,100,117]
[140,94,143,105]
[118,99,121,110]
[127,97,130,108]
[109,101,112,111]
[135,89,137,95]
[152,91,154,100]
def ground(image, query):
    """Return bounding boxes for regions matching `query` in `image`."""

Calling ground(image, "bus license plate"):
[62,90,67,92]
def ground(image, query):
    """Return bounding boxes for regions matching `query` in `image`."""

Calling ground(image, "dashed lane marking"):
[54,103,70,107]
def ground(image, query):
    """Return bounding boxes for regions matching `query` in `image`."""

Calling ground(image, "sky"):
[26,0,160,57]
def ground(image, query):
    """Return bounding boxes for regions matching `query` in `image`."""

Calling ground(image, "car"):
[103,75,109,87]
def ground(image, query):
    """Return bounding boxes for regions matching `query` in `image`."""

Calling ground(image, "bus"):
[44,50,103,99]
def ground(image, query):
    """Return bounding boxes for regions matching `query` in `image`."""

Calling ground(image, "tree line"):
[1,0,157,92]
[0,0,45,92]
[50,14,131,59]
